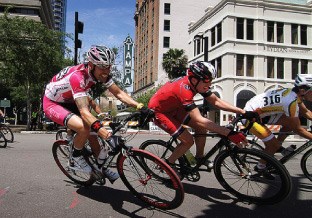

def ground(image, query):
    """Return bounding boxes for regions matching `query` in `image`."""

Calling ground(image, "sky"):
[66,0,136,61]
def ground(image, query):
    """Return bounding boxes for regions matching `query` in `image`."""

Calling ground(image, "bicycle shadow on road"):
[76,184,184,218]
[182,176,312,218]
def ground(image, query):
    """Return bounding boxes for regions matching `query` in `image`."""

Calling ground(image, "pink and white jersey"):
[44,64,114,103]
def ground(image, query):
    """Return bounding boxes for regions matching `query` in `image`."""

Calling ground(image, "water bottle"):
[185,150,197,165]
[281,144,296,156]
[97,146,109,165]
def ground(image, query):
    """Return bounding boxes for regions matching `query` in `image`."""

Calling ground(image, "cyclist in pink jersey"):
[43,45,146,182]
[148,61,258,170]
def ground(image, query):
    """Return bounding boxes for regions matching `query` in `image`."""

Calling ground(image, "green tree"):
[0,10,68,128]
[162,48,188,79]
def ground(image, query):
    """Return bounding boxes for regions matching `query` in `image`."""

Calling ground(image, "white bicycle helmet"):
[294,74,312,87]
[87,45,115,67]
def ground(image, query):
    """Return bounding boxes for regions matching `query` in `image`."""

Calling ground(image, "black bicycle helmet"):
[188,61,216,81]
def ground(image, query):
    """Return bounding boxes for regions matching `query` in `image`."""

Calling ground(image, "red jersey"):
[148,76,197,113]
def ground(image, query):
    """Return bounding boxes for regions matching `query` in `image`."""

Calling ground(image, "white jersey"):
[244,88,300,124]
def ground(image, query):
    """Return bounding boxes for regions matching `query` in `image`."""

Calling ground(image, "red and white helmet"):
[87,45,115,67]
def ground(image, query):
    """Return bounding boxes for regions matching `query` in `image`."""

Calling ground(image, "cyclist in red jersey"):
[148,61,258,169]
[43,45,146,182]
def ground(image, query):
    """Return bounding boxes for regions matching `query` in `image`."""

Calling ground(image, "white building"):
[134,0,220,93]
[188,0,312,125]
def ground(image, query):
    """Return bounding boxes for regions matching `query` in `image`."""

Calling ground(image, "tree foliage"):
[162,48,188,79]
[0,10,71,126]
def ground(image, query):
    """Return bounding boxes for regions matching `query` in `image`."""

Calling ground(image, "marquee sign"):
[123,35,133,87]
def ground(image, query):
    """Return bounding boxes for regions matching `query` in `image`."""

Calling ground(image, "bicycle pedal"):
[96,178,106,185]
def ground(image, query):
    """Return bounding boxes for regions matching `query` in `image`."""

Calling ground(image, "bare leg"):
[167,130,194,163]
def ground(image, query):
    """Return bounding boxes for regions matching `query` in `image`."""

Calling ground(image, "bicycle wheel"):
[247,140,264,150]
[56,129,67,140]
[301,148,312,182]
[117,147,184,210]
[0,124,14,143]
[0,131,8,148]
[52,140,95,186]
[140,139,186,179]
[214,148,292,205]
[218,140,263,155]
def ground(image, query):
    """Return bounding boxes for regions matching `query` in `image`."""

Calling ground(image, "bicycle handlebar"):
[109,111,153,135]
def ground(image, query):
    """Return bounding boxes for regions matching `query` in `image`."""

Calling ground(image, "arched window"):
[236,90,255,109]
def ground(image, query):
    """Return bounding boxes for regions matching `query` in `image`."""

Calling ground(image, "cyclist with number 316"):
[243,74,312,171]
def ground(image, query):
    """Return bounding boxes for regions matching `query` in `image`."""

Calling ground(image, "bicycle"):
[139,116,292,205]
[0,130,8,148]
[243,130,312,182]
[0,122,14,143]
[52,112,184,210]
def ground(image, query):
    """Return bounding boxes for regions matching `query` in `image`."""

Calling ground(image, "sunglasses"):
[96,64,110,69]
[202,78,212,83]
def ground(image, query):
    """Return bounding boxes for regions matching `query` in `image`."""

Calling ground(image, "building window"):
[237,18,244,39]
[217,57,222,78]
[267,57,274,78]
[163,37,170,48]
[301,59,308,74]
[211,27,215,46]
[292,59,299,79]
[277,58,284,79]
[164,20,170,31]
[267,21,274,42]
[164,3,170,14]
[301,25,307,45]
[211,60,215,72]
[217,23,222,43]
[277,22,284,43]
[291,24,298,44]
[247,19,254,40]
[236,54,244,76]
[196,38,201,55]
[246,55,254,77]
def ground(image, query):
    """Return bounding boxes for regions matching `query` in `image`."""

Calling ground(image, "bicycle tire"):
[139,139,186,180]
[56,129,67,140]
[117,147,184,210]
[52,140,95,186]
[214,148,292,205]
[247,140,264,150]
[0,131,8,148]
[0,124,14,143]
[300,148,312,182]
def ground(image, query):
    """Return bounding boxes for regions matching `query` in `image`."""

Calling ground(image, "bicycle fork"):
[124,150,153,185]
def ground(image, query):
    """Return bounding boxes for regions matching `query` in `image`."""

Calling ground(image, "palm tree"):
[162,48,188,79]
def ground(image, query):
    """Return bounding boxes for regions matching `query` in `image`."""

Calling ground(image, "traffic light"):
[74,11,84,64]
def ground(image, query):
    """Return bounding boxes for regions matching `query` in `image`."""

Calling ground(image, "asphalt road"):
[0,133,312,218]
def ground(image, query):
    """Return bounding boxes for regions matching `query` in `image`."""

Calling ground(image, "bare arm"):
[89,99,102,114]
[189,107,231,136]
[299,102,312,120]
[108,83,140,108]
[76,96,97,125]
[287,116,312,140]
[206,94,245,114]
[75,96,110,138]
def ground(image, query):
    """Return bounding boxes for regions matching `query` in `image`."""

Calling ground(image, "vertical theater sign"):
[123,35,133,88]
